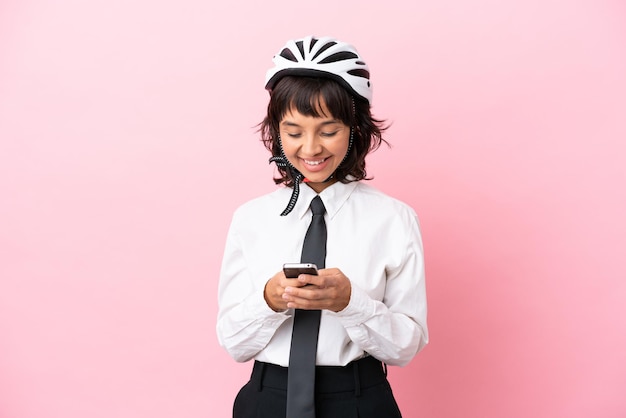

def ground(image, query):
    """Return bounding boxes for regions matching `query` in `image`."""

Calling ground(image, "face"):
[279,104,350,193]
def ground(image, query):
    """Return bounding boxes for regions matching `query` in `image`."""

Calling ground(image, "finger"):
[282,277,304,288]
[312,268,342,287]
[284,285,324,302]
[284,294,319,310]
[296,273,322,287]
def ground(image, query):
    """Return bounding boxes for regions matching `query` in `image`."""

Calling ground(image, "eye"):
[285,132,302,138]
[320,131,339,138]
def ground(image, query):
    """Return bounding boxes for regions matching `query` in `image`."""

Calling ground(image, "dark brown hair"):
[260,75,388,187]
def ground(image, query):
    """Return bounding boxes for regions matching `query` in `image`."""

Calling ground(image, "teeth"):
[304,159,325,166]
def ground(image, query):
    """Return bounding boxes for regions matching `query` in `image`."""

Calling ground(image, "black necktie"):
[286,196,326,418]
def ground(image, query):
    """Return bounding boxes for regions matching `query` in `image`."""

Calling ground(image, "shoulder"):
[232,188,290,218]
[351,182,418,220]
[228,187,297,230]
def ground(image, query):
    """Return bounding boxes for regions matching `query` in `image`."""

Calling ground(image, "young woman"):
[217,36,428,418]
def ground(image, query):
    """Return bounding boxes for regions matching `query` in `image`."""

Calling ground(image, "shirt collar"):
[295,181,358,220]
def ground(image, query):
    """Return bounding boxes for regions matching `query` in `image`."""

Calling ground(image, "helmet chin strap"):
[269,127,354,216]
[269,158,303,216]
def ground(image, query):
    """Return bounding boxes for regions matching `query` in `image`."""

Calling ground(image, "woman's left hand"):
[282,268,352,312]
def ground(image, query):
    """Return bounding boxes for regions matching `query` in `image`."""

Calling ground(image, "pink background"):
[1,1,625,417]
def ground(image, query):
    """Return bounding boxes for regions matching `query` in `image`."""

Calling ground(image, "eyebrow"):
[280,119,342,128]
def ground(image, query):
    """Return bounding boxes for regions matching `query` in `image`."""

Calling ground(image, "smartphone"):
[283,263,318,278]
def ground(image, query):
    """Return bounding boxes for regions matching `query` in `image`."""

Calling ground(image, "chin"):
[304,173,332,183]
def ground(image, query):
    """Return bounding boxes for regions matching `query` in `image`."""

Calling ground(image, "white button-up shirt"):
[217,181,428,367]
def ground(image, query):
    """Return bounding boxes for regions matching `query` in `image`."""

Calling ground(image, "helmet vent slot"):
[347,69,370,80]
[319,51,358,64]
[295,41,306,59]
[279,48,298,62]
[311,41,337,60]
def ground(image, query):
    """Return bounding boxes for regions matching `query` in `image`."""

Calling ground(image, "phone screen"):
[283,263,318,278]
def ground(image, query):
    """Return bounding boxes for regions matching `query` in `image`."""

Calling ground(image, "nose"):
[301,133,322,156]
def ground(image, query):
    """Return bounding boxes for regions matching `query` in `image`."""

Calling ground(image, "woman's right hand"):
[263,271,310,312]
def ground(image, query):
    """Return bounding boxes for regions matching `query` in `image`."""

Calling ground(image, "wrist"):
[263,279,283,312]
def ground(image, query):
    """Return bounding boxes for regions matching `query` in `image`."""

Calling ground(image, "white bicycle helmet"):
[265,36,372,103]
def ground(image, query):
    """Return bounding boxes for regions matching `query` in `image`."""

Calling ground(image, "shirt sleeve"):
[329,213,428,367]
[215,214,291,363]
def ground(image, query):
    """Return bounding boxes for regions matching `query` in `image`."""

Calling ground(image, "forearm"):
[217,290,290,362]
[331,285,428,366]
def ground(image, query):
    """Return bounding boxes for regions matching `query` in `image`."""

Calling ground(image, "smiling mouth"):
[302,157,328,166]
